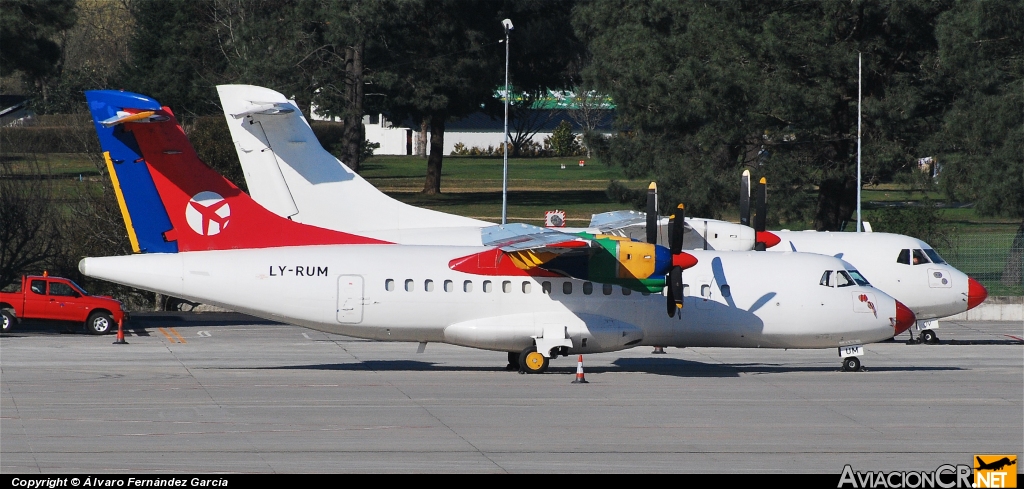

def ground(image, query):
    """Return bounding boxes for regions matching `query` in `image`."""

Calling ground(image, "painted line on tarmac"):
[157,327,187,343]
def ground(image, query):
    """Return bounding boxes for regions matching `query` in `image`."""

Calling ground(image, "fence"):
[933,233,1023,297]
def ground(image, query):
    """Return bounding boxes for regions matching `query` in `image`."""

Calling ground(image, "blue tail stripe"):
[85,90,177,253]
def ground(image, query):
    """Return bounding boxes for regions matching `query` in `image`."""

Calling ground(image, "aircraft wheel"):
[506,351,520,371]
[920,329,938,345]
[1,310,15,333]
[842,356,861,372]
[86,312,114,335]
[519,346,549,374]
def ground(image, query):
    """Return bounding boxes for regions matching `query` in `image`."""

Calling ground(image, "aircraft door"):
[337,275,364,323]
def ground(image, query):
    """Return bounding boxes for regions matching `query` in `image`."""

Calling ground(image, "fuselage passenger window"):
[405,279,414,292]
[385,279,395,292]
[522,281,532,294]
[483,280,493,293]
[583,282,593,295]
[541,281,551,294]
[503,281,512,293]
[621,287,631,296]
[444,280,454,292]
[424,279,434,292]
[563,282,572,294]
[602,283,613,295]
[463,280,473,292]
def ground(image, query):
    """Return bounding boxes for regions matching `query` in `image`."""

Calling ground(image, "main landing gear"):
[509,345,570,374]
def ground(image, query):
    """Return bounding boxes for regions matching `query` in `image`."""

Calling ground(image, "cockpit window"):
[819,271,833,287]
[897,249,910,265]
[836,270,855,287]
[846,270,870,286]
[923,249,946,264]
[912,249,931,265]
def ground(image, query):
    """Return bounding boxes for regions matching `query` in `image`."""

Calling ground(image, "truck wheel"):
[1,310,15,333]
[86,312,114,335]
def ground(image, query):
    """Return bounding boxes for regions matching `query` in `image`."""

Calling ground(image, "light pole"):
[856,52,862,233]
[501,18,513,225]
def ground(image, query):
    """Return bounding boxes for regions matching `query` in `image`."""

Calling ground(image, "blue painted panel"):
[85,90,177,253]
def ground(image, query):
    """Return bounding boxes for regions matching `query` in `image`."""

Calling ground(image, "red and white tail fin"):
[86,90,388,253]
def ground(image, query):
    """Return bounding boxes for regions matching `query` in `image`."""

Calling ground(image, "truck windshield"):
[68,280,88,295]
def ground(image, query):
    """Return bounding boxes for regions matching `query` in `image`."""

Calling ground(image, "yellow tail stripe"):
[103,151,141,253]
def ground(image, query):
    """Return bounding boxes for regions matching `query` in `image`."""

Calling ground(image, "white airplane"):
[736,172,987,344]
[217,84,984,346]
[82,89,914,373]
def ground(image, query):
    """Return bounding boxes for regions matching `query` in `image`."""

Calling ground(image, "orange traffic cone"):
[571,355,588,384]
[113,318,127,345]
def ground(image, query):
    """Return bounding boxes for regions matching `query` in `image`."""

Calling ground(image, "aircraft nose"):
[893,301,916,336]
[967,277,988,310]
[756,231,781,248]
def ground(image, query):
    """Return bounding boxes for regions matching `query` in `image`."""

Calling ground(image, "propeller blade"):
[740,170,751,227]
[671,265,683,306]
[646,182,658,244]
[666,280,676,317]
[754,177,767,251]
[670,204,685,255]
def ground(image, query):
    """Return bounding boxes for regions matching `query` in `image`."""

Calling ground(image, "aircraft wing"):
[481,223,591,252]
[588,210,652,233]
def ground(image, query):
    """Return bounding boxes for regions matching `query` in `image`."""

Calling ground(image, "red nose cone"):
[967,277,988,310]
[893,301,916,336]
[756,231,781,249]
[672,252,698,269]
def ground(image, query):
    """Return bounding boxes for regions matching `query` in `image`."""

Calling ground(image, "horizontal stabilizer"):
[229,102,296,119]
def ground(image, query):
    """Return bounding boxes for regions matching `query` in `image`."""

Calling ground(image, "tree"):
[0,0,77,108]
[0,158,63,290]
[369,1,505,194]
[372,0,582,194]
[575,1,954,228]
[925,0,1024,287]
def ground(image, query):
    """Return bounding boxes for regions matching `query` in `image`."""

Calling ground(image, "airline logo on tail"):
[186,192,231,236]
[85,89,391,253]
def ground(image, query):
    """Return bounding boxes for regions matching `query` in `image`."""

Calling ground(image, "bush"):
[0,126,100,153]
[182,116,246,192]
[545,120,583,157]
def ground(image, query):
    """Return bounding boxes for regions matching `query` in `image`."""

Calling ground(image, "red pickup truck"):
[0,274,127,334]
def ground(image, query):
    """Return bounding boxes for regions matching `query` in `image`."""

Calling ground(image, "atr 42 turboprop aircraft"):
[82,89,914,373]
[217,84,981,347]
[734,171,988,344]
